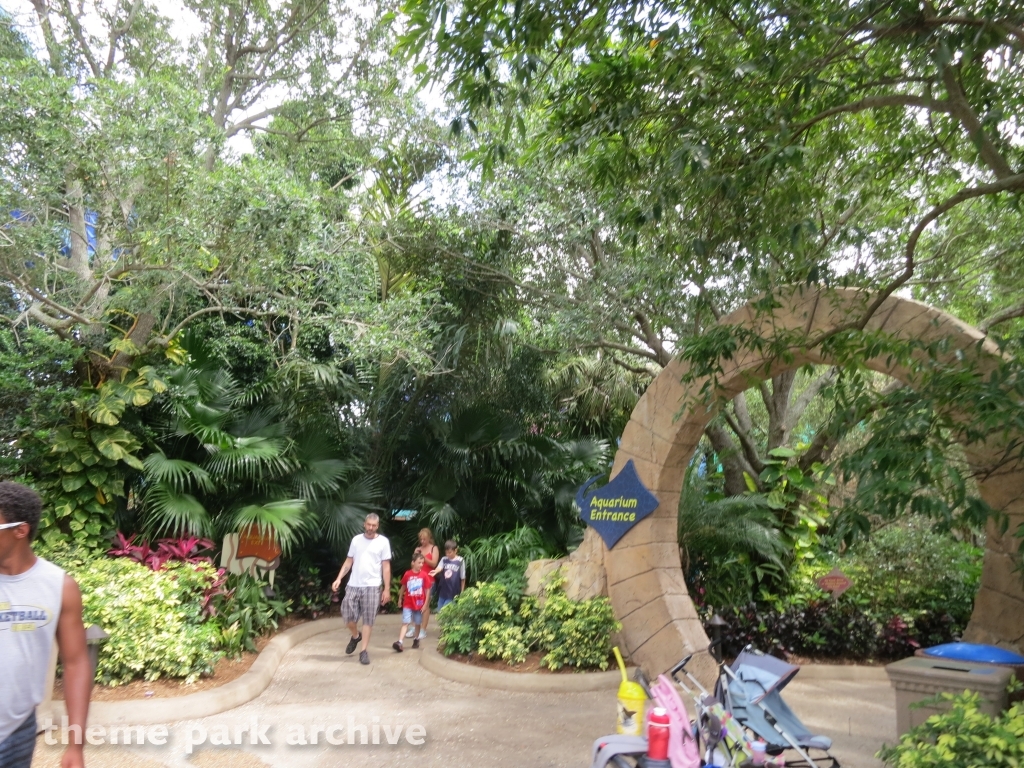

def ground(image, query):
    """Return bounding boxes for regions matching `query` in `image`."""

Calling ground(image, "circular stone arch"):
[569,286,1024,687]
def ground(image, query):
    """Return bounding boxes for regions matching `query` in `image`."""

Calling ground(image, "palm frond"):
[144,484,211,538]
[313,475,381,554]
[205,436,294,481]
[143,451,215,494]
[230,500,309,555]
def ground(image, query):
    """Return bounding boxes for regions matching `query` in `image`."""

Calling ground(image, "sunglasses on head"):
[0,521,26,531]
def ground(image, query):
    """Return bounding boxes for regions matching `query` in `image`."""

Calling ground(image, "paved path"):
[33,615,897,768]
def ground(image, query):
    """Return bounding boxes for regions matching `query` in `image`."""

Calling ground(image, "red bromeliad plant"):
[109,532,215,570]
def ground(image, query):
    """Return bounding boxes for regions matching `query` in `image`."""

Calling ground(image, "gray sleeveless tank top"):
[0,556,65,744]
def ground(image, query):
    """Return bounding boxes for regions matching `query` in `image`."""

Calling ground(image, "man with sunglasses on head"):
[0,481,91,768]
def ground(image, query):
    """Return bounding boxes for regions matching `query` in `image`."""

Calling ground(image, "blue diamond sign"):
[575,460,660,549]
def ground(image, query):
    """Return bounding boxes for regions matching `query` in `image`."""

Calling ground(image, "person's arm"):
[331,556,353,592]
[56,575,90,768]
[460,558,466,593]
[380,560,391,604]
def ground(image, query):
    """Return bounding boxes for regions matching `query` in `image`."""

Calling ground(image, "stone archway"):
[547,286,1024,687]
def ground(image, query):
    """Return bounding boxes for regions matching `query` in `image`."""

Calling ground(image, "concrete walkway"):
[33,615,897,768]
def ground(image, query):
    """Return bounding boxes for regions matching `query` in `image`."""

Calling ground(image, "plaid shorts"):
[341,585,381,626]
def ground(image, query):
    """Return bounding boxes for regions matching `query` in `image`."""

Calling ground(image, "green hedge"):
[41,544,221,684]
[879,687,1024,767]
[437,569,621,670]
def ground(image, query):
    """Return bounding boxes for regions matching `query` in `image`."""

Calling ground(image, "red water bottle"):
[647,706,670,761]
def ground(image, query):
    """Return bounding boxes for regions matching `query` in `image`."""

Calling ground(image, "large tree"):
[399,0,1024,503]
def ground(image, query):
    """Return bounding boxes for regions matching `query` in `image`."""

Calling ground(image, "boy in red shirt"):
[393,552,433,651]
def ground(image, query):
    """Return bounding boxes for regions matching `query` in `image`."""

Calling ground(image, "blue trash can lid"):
[922,642,1024,665]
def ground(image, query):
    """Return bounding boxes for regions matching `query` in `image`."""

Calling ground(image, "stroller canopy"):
[725,651,833,755]
[730,651,800,704]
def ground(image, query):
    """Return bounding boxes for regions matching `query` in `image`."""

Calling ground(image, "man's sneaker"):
[345,634,361,655]
[359,650,370,665]
[392,641,403,653]
[405,627,416,638]
[418,629,427,640]
[412,638,420,649]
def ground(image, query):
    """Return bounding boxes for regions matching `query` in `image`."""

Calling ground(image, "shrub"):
[209,573,290,656]
[701,518,983,660]
[437,569,620,670]
[478,621,529,664]
[276,560,333,619]
[436,582,515,655]
[878,689,1024,767]
[67,557,222,684]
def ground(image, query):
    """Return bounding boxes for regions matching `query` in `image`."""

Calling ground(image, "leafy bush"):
[276,560,334,619]
[437,569,620,670]
[64,555,221,684]
[436,581,516,655]
[478,621,529,664]
[878,690,1024,767]
[108,533,215,571]
[531,586,619,670]
[701,518,983,660]
[210,573,290,656]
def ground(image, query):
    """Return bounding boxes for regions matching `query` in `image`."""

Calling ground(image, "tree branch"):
[722,409,766,475]
[793,94,952,139]
[784,368,838,436]
[940,65,1014,180]
[806,172,1024,348]
[979,300,1024,333]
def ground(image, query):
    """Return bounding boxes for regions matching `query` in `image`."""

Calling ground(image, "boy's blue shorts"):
[402,608,423,625]
[437,597,454,609]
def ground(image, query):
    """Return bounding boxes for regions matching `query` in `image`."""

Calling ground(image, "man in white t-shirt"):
[332,513,391,664]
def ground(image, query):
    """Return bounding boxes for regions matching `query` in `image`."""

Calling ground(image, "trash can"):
[886,656,1014,735]
[85,624,110,680]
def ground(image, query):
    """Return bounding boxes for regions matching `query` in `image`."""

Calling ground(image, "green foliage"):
[0,327,80,475]
[32,367,164,550]
[463,526,560,583]
[818,519,982,624]
[211,574,290,656]
[528,574,620,671]
[52,552,221,684]
[706,518,983,659]
[276,558,334,620]
[878,691,1024,767]
[135,332,377,556]
[680,465,788,607]
[477,621,529,665]
[437,570,620,669]
[436,581,515,655]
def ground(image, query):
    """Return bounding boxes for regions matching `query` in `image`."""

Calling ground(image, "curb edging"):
[420,641,631,692]
[47,618,346,727]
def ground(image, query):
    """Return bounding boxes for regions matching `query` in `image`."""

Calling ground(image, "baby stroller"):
[674,644,841,768]
[590,671,701,768]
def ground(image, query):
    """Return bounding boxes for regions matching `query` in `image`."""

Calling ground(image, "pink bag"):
[648,674,701,768]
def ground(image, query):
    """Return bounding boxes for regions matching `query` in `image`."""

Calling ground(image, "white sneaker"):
[405,627,416,638]
[418,629,426,640]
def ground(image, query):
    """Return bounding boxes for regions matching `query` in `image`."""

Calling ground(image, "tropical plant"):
[679,461,788,607]
[31,364,166,550]
[462,526,561,584]
[62,555,222,684]
[878,688,1024,767]
[411,403,610,548]
[134,331,378,555]
[437,570,620,669]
